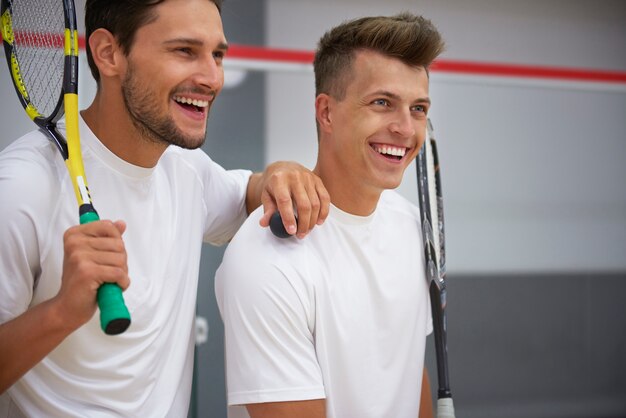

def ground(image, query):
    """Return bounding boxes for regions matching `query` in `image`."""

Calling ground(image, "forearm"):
[419,368,434,418]
[245,172,264,214]
[0,298,76,393]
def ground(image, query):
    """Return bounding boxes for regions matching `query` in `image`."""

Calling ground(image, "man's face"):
[121,0,227,149]
[321,50,430,198]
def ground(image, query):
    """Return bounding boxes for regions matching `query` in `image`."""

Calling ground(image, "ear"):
[88,28,126,79]
[315,93,333,133]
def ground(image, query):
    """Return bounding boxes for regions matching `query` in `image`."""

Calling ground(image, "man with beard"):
[0,0,328,416]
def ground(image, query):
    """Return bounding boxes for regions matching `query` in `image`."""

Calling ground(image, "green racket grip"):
[79,204,131,335]
[97,283,131,335]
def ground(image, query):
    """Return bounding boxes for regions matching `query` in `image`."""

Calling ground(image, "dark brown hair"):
[85,0,223,83]
[314,12,445,99]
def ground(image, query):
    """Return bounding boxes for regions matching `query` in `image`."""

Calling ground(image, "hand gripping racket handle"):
[79,205,131,335]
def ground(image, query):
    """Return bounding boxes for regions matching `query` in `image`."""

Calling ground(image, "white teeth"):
[375,145,406,157]
[174,96,209,108]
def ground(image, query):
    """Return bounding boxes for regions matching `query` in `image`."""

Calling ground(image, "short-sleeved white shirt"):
[0,116,250,417]
[216,191,432,418]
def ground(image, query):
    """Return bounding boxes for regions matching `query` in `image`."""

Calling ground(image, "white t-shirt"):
[216,191,432,418]
[0,116,250,417]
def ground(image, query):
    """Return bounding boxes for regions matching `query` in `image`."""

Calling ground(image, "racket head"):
[428,123,446,280]
[417,120,447,286]
[1,0,66,128]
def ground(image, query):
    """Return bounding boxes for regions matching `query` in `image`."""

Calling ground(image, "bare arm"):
[246,162,330,238]
[243,370,431,418]
[0,298,77,393]
[0,220,129,393]
[247,399,326,418]
[419,367,434,418]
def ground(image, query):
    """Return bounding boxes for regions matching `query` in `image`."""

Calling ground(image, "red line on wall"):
[2,33,625,85]
[229,44,315,64]
[429,59,626,84]
[227,44,626,85]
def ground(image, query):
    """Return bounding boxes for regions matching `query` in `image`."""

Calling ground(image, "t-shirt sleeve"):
[190,150,251,246]
[215,218,325,406]
[0,142,52,323]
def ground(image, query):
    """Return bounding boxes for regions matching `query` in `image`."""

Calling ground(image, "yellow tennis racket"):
[1,0,131,335]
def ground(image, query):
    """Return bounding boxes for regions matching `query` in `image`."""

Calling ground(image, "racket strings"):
[7,0,65,118]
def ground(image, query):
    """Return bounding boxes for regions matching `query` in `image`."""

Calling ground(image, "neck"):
[81,90,167,168]
[313,161,381,217]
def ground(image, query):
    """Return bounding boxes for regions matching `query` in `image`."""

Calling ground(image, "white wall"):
[265,0,626,274]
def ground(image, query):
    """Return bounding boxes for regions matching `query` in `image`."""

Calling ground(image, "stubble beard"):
[121,65,208,150]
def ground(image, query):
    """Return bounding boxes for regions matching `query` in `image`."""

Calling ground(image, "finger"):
[65,246,128,274]
[68,220,125,239]
[83,264,130,291]
[290,185,312,239]
[316,180,331,225]
[272,188,298,236]
[103,270,131,291]
[303,185,321,234]
[65,220,127,251]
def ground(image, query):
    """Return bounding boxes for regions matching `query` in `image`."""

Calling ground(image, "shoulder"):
[216,207,312,297]
[219,208,297,277]
[0,129,60,174]
[0,130,65,205]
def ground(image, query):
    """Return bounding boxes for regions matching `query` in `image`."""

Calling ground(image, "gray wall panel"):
[193,1,266,417]
[426,273,626,417]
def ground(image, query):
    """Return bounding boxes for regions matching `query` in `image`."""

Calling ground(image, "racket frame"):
[416,120,455,417]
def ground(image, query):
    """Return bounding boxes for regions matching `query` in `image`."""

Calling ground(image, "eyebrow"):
[371,90,431,105]
[163,38,229,51]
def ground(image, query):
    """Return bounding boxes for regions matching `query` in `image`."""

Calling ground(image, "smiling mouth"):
[372,144,408,161]
[173,95,210,113]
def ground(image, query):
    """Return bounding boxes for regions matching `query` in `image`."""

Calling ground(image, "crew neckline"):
[58,115,157,180]
[329,203,377,226]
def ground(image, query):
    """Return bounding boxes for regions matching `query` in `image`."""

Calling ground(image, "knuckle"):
[114,238,126,253]
[73,259,92,278]
[310,199,321,212]
[276,195,292,205]
[297,201,312,213]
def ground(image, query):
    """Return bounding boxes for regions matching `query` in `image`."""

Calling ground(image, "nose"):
[193,54,224,93]
[389,110,416,138]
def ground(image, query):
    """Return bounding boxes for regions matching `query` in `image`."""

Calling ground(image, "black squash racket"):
[416,119,455,418]
[1,0,131,334]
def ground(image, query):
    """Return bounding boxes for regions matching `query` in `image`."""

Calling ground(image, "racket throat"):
[43,124,69,160]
